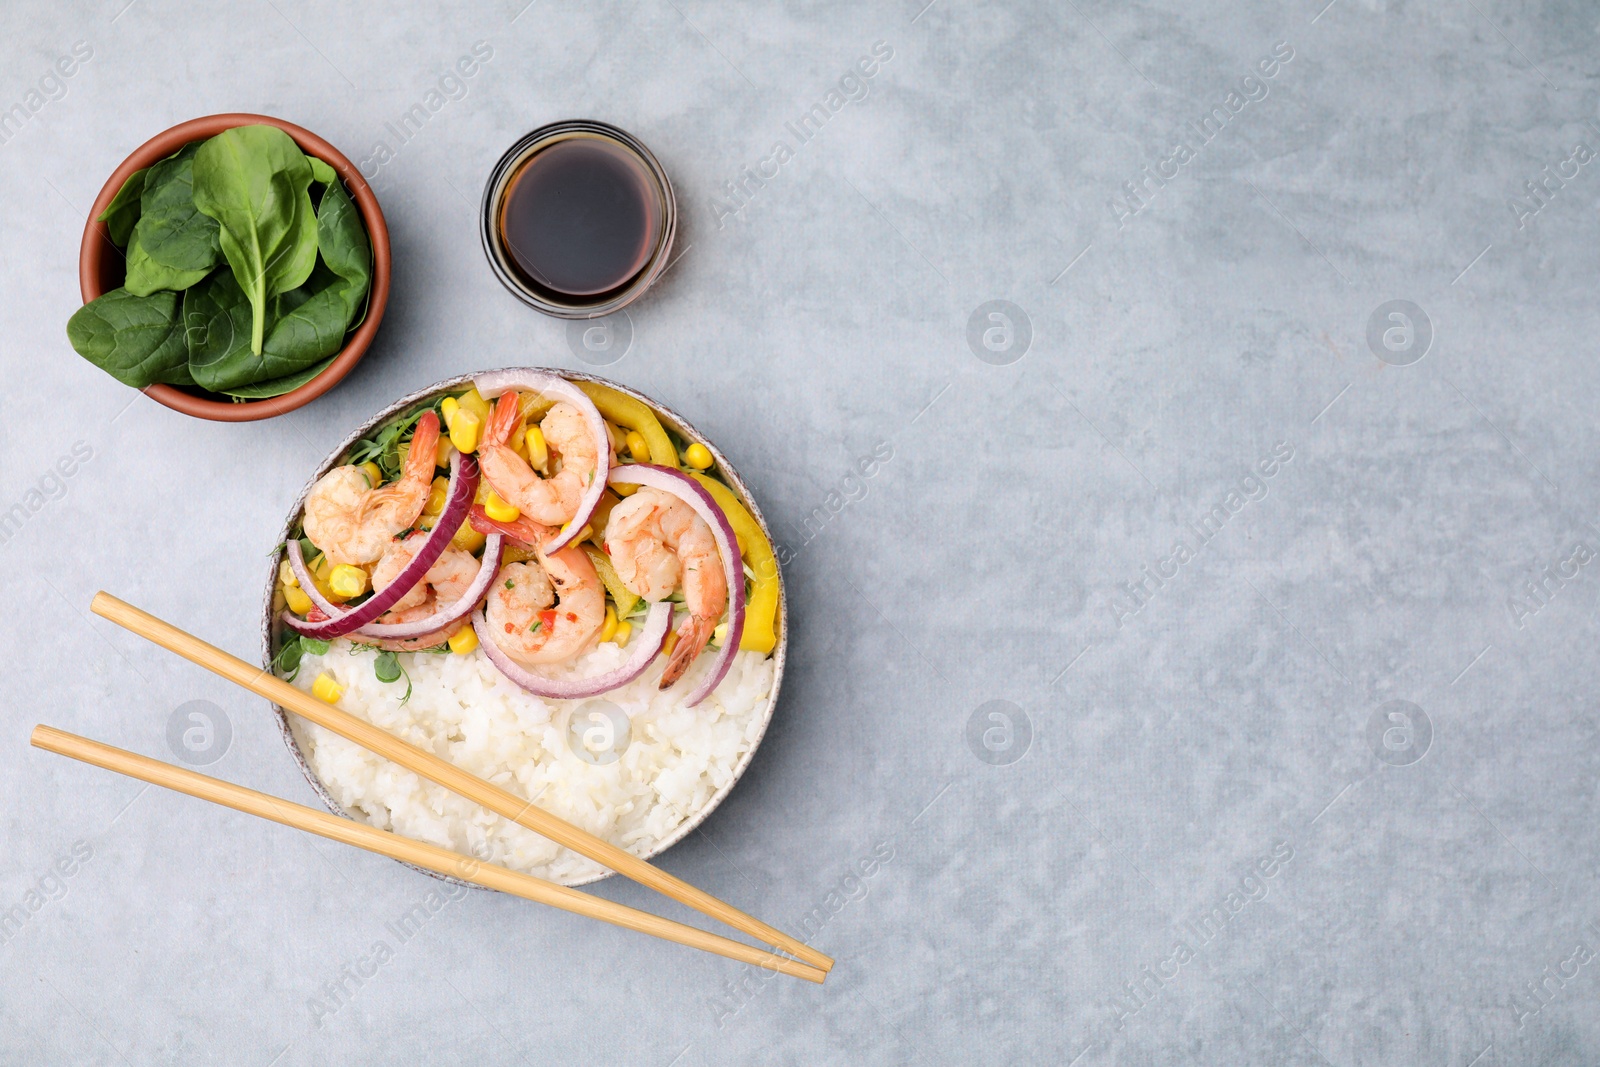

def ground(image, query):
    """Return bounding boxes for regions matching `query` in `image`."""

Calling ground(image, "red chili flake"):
[503,623,513,634]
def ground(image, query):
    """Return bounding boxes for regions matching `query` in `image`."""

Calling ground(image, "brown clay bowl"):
[78,113,390,422]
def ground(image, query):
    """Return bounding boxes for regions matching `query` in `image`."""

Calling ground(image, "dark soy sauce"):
[497,137,663,299]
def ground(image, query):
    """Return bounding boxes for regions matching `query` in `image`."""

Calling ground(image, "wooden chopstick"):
[31,725,825,983]
[91,592,833,974]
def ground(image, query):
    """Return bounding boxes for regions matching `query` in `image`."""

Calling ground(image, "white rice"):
[284,639,774,885]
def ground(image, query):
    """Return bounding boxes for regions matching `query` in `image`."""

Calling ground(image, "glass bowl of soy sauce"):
[480,120,677,318]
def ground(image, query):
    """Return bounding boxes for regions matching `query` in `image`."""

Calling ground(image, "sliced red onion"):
[607,464,746,707]
[285,531,503,641]
[471,602,673,699]
[284,451,480,639]
[472,369,610,555]
[354,533,503,639]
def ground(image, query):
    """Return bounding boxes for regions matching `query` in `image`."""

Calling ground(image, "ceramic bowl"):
[260,369,785,888]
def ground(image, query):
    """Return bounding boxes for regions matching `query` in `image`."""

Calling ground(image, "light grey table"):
[3,2,1597,1064]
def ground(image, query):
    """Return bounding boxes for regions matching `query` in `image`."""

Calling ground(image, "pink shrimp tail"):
[485,390,521,449]
[659,614,717,690]
[405,412,441,481]
[468,504,555,550]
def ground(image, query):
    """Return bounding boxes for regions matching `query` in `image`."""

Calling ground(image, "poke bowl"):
[260,369,785,888]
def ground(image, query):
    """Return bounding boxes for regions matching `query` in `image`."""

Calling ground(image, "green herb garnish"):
[373,649,413,702]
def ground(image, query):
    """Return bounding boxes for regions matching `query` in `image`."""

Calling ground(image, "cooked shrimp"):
[358,531,484,652]
[479,391,604,528]
[371,531,480,614]
[485,547,606,664]
[604,487,728,688]
[304,412,442,565]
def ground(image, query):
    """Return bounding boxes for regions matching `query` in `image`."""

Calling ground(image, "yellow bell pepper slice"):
[575,381,677,468]
[283,583,314,616]
[583,544,640,619]
[687,471,779,654]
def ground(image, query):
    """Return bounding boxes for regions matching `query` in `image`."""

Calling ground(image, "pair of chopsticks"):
[30,592,831,984]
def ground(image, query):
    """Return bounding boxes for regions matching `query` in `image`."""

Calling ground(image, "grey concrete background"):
[1,0,1597,1063]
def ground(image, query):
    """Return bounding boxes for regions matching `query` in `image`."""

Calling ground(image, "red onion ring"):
[472,369,610,555]
[357,533,503,639]
[607,464,746,707]
[283,450,480,639]
[285,531,503,640]
[471,602,673,700]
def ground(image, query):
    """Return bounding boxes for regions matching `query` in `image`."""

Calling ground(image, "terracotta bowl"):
[78,113,390,422]
[260,370,787,889]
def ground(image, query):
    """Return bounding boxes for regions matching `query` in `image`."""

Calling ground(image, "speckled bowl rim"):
[259,368,785,889]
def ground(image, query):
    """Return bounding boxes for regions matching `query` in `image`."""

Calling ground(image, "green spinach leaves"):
[65,287,193,387]
[192,125,319,356]
[69,125,371,400]
[124,143,222,296]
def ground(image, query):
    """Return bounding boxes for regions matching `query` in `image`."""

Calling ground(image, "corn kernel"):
[684,442,713,470]
[605,421,627,454]
[312,672,344,704]
[599,605,619,644]
[446,407,482,454]
[712,621,729,647]
[625,430,649,462]
[612,481,638,497]
[284,584,314,616]
[662,630,680,659]
[484,492,521,522]
[278,559,298,587]
[524,425,548,469]
[613,620,633,647]
[328,564,370,598]
[423,475,449,516]
[441,396,459,422]
[358,461,383,487]
[447,625,479,655]
[311,555,347,604]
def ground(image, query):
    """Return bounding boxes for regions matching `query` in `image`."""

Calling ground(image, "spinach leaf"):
[308,155,337,185]
[67,287,194,387]
[219,354,335,399]
[124,144,223,296]
[260,180,371,365]
[192,125,318,356]
[96,167,148,248]
[182,269,258,390]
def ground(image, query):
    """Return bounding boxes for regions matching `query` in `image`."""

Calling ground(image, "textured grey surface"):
[1,1,1597,1064]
